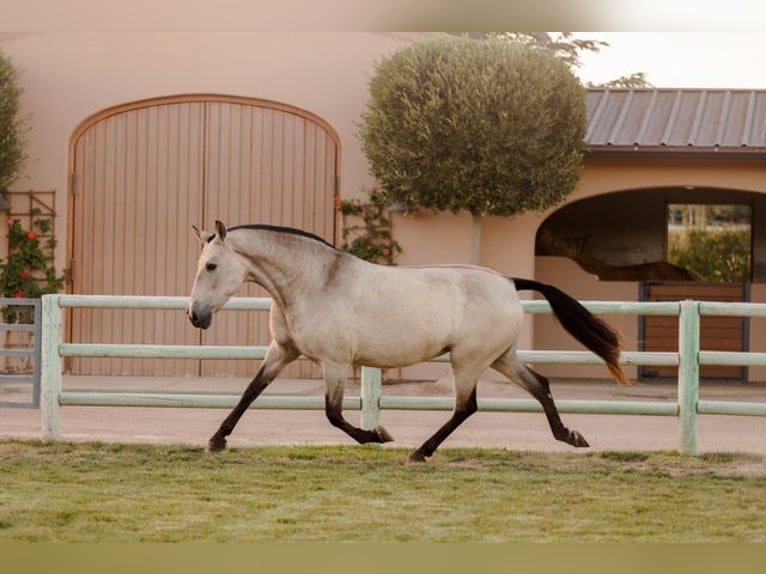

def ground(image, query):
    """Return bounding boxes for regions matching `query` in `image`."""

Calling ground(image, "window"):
[667,204,752,282]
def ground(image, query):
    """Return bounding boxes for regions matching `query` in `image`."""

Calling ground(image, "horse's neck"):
[230,232,338,306]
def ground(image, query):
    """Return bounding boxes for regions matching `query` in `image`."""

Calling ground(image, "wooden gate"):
[641,282,748,380]
[68,95,339,377]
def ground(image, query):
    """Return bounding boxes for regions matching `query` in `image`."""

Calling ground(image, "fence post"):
[32,299,43,409]
[678,300,700,455]
[360,366,382,430]
[40,294,63,441]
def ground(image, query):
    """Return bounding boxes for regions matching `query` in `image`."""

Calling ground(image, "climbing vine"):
[335,186,401,265]
[0,210,64,322]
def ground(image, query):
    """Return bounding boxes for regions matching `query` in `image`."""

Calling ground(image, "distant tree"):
[0,49,26,196]
[494,32,652,88]
[359,35,587,262]
[493,32,608,68]
[599,72,651,88]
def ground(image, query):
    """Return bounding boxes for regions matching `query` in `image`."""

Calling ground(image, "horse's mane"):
[228,224,336,249]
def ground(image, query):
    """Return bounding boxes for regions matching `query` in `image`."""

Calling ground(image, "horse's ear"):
[192,225,214,244]
[214,220,227,241]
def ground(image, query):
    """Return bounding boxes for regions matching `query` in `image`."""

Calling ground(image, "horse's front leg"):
[208,340,300,452]
[408,370,479,463]
[323,363,393,444]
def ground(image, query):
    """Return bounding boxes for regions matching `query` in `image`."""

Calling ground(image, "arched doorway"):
[67,94,340,376]
[536,186,766,381]
[537,187,763,281]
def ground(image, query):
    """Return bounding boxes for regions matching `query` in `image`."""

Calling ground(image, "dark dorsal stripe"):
[227,224,336,249]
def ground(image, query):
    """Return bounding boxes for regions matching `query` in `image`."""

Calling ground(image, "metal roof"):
[585,88,766,157]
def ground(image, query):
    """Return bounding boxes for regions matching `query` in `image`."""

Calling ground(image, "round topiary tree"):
[0,49,26,197]
[359,35,587,262]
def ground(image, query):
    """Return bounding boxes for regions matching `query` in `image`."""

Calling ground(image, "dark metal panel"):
[586,88,766,154]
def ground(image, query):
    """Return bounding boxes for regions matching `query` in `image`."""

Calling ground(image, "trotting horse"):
[187,221,628,462]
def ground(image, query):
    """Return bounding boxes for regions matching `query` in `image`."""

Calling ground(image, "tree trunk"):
[470,212,483,265]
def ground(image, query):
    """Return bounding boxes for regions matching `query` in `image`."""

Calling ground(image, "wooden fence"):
[39,294,766,454]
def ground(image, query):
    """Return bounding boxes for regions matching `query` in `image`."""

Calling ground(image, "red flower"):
[27,230,36,240]
[14,291,23,299]
[20,269,29,279]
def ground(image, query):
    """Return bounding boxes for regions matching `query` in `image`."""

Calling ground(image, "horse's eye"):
[206,263,218,272]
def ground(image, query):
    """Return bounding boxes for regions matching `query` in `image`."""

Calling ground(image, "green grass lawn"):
[1,440,764,542]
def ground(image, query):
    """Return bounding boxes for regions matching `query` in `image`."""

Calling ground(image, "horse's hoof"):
[407,451,427,463]
[374,425,394,443]
[569,431,589,448]
[207,436,227,453]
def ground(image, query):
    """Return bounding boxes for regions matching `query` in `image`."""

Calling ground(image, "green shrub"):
[669,228,751,282]
[358,36,586,218]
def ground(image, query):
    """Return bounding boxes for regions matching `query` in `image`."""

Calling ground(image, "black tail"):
[512,278,629,385]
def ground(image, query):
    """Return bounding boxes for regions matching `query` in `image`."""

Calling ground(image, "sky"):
[2,3,765,91]
[574,32,766,90]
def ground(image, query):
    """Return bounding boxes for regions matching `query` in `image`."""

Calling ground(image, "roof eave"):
[585,145,766,160]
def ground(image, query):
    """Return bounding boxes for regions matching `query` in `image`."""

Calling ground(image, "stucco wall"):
[572,157,766,200]
[0,32,416,267]
[4,32,766,383]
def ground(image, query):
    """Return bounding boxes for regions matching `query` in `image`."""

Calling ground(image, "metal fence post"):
[678,300,700,455]
[360,366,382,430]
[32,299,43,408]
[40,294,63,441]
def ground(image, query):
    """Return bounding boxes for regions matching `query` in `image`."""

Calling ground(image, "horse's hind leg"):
[207,340,300,452]
[323,363,393,444]
[492,353,589,448]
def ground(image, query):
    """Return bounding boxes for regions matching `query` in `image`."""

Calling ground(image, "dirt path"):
[2,376,766,456]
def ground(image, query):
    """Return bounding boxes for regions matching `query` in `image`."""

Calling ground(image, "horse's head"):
[187,220,249,329]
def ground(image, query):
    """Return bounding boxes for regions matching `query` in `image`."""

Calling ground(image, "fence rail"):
[39,294,766,455]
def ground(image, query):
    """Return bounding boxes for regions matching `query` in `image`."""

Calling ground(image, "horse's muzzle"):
[187,302,212,330]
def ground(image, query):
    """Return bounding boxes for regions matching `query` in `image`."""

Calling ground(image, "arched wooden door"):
[68,95,339,377]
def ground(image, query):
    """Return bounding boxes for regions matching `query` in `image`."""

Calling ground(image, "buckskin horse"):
[187,221,627,462]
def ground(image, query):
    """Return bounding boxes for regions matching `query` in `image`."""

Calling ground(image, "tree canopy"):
[0,49,25,195]
[494,32,651,87]
[359,35,587,219]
